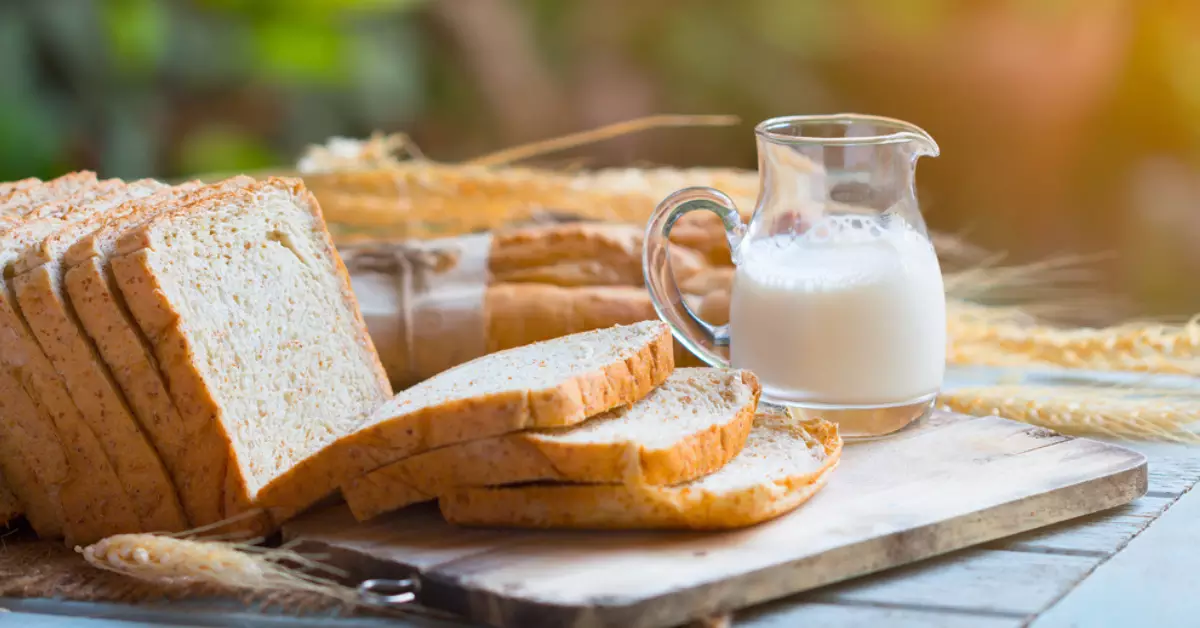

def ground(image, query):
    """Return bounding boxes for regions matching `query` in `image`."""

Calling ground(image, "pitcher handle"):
[643,187,746,368]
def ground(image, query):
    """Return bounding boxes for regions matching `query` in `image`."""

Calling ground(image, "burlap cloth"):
[0,531,352,615]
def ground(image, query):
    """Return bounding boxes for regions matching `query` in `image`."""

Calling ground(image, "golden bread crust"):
[439,416,842,530]
[343,369,758,521]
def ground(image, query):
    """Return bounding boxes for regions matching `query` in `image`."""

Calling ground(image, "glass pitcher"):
[644,114,945,439]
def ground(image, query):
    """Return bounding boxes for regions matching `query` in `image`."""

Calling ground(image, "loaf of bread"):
[440,410,842,530]
[344,225,718,388]
[342,367,760,521]
[490,222,707,287]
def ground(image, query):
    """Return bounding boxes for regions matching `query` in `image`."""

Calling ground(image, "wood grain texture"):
[284,413,1146,628]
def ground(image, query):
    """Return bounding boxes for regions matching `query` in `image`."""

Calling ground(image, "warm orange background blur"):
[3,0,1197,316]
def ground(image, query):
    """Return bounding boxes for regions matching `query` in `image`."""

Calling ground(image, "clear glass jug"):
[644,114,945,439]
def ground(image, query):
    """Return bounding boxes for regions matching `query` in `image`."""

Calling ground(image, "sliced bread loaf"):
[0,181,151,543]
[109,177,392,529]
[343,367,760,521]
[14,180,193,535]
[439,411,842,530]
[255,319,673,516]
[63,177,256,528]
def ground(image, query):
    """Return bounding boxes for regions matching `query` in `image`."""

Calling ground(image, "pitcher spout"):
[898,123,939,159]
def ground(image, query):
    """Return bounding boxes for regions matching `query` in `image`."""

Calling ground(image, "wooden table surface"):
[4,366,1198,627]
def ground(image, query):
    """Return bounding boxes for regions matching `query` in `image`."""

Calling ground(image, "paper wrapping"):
[344,234,492,386]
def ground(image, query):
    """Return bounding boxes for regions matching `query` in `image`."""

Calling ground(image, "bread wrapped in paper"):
[342,223,725,388]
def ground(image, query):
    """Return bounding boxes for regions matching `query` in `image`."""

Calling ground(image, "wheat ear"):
[77,534,356,602]
[940,385,1200,442]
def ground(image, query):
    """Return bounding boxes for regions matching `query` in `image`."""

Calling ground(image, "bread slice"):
[0,180,152,543]
[343,367,760,521]
[439,411,842,530]
[257,319,673,517]
[14,181,204,534]
[63,177,256,528]
[108,177,392,529]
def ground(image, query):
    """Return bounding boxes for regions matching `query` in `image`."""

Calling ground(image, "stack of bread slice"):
[327,326,841,529]
[0,172,838,545]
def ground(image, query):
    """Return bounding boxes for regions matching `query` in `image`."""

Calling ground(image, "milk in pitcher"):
[643,114,946,439]
[729,215,946,415]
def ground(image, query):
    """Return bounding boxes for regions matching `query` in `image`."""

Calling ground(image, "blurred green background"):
[3,0,1198,318]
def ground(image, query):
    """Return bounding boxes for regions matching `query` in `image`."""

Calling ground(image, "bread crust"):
[439,417,841,530]
[254,321,674,515]
[343,369,759,521]
[489,223,706,288]
[0,268,141,544]
[484,283,700,368]
[0,400,60,535]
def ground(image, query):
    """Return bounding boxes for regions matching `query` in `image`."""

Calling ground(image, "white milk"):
[729,216,946,407]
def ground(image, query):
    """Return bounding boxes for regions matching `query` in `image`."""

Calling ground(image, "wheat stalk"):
[940,385,1200,442]
[948,315,1200,375]
[77,534,356,601]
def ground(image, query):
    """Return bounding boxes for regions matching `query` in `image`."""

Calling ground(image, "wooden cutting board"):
[283,412,1147,628]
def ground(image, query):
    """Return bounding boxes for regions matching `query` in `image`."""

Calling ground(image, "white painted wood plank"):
[809,550,1097,616]
[1032,479,1200,627]
[0,611,151,627]
[737,601,1022,628]
[1145,456,1200,497]
[993,496,1172,556]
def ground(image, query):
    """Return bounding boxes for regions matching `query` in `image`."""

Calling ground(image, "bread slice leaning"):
[257,319,674,516]
[109,177,393,530]
[343,367,760,521]
[439,411,842,530]
[62,177,256,529]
